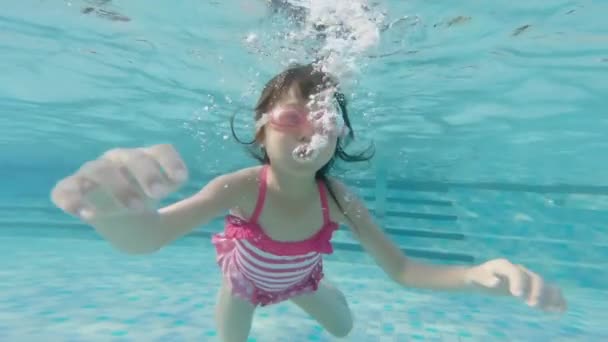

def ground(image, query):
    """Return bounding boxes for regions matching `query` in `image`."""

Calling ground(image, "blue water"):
[2,0,608,340]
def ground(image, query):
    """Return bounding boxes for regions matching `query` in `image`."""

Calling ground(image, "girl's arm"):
[84,172,239,254]
[328,178,566,312]
[85,168,254,255]
[148,170,249,249]
[51,144,257,255]
[329,178,469,290]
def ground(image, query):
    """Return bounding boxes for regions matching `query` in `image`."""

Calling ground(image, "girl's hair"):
[230,63,374,214]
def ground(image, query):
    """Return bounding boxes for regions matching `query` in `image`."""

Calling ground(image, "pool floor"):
[1,232,605,341]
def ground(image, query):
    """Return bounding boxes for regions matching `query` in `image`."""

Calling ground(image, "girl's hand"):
[51,144,188,223]
[465,258,567,313]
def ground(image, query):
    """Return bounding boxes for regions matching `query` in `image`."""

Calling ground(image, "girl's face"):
[257,86,346,174]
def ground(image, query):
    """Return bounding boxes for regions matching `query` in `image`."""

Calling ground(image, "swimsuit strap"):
[317,179,332,225]
[251,166,333,227]
[250,165,269,223]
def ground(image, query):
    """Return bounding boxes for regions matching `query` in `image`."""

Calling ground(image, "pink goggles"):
[258,106,349,138]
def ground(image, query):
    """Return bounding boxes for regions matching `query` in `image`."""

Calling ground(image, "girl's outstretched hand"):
[51,144,188,223]
[465,258,567,313]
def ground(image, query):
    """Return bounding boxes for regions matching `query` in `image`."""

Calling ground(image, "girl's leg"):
[215,281,257,342]
[290,280,353,338]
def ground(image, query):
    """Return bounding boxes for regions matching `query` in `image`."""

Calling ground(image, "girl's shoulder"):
[217,165,264,209]
[323,176,354,223]
[216,165,263,191]
[324,175,373,224]
[227,165,263,180]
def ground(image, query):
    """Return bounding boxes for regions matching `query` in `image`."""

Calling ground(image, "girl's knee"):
[327,316,353,338]
[291,281,354,338]
[326,293,353,338]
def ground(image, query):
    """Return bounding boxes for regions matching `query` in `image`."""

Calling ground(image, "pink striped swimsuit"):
[211,165,339,306]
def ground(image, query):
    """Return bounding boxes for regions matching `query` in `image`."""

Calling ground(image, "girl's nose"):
[298,122,315,142]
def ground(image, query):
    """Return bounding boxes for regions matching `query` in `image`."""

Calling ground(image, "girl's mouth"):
[292,144,318,162]
[291,133,328,163]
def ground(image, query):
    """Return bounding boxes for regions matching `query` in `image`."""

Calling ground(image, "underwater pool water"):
[1,0,607,340]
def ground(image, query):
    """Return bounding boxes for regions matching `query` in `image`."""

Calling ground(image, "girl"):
[51,63,566,341]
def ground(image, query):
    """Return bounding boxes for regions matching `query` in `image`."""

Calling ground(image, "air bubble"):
[245,33,258,43]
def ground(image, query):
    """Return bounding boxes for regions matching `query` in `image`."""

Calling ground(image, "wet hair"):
[230,63,374,214]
